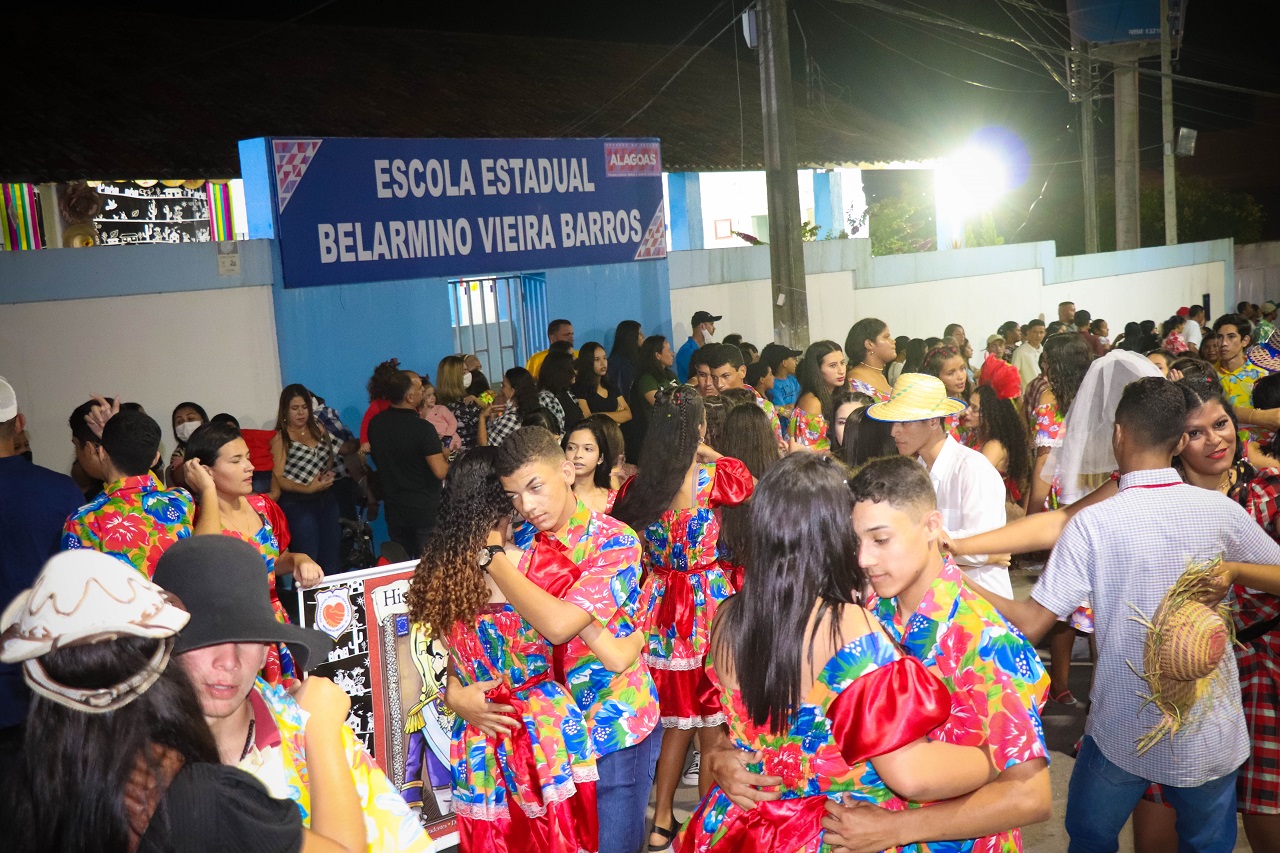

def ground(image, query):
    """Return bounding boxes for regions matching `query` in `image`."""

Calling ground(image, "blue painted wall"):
[666,172,703,252]
[269,242,672,433]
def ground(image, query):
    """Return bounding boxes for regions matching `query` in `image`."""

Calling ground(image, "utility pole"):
[757,0,810,350]
[1074,48,1100,254]
[1112,52,1141,250]
[1160,0,1178,244]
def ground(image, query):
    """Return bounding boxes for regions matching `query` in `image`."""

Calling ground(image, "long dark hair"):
[717,405,781,568]
[719,405,780,480]
[714,454,864,732]
[573,342,613,396]
[408,448,513,630]
[612,387,703,530]
[971,385,1029,487]
[845,318,887,367]
[1042,333,1092,416]
[503,367,541,417]
[538,350,577,395]
[901,338,928,374]
[840,407,898,469]
[610,320,642,366]
[796,340,843,422]
[1161,315,1185,338]
[564,417,619,490]
[273,383,324,447]
[8,637,220,853]
[636,335,671,381]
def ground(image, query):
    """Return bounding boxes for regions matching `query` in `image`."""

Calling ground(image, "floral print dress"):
[676,631,951,853]
[787,406,829,451]
[636,458,753,729]
[448,604,598,853]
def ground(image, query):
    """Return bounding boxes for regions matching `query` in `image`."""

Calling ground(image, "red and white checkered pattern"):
[273,139,323,214]
[634,203,667,260]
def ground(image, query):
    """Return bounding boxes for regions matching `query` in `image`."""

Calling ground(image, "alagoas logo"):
[604,142,662,177]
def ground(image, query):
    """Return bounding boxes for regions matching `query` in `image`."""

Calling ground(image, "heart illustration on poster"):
[316,589,354,638]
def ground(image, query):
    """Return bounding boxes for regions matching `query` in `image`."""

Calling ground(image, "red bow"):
[651,565,696,640]
[484,671,555,817]
[524,535,585,682]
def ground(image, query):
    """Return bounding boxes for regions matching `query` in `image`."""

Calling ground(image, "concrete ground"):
[654,569,1253,852]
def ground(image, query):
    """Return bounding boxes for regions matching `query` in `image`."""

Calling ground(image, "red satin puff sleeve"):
[825,657,952,766]
[710,457,754,509]
[248,493,292,553]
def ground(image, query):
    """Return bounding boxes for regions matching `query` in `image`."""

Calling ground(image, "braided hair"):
[611,387,704,531]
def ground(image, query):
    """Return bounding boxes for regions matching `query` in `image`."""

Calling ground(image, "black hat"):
[152,536,334,671]
[760,342,803,371]
[691,310,722,327]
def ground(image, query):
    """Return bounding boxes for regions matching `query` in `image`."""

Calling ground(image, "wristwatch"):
[477,544,505,570]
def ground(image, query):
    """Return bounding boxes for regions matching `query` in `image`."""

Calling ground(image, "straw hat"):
[0,551,190,714]
[1131,557,1231,754]
[866,373,967,423]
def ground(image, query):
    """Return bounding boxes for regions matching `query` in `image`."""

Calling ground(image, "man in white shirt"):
[866,373,1010,596]
[1183,304,1204,349]
[1012,318,1046,390]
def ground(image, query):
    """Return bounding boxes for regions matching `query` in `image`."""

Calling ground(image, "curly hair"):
[1042,332,1092,417]
[407,448,512,633]
[971,385,1029,488]
[366,358,401,402]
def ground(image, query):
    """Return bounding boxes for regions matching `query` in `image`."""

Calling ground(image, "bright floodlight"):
[936,144,1010,216]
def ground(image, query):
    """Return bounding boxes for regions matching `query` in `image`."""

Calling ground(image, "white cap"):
[0,376,16,422]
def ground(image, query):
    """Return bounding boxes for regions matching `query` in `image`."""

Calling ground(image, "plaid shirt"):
[486,391,564,447]
[1033,468,1280,786]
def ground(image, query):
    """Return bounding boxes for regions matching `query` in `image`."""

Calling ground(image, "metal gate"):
[447,273,547,380]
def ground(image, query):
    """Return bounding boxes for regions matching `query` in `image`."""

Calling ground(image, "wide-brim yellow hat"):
[866,373,967,422]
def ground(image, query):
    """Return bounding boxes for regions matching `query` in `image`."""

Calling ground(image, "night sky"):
[25,0,1280,249]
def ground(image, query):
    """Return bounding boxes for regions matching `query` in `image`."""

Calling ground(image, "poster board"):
[91,181,212,245]
[299,562,457,849]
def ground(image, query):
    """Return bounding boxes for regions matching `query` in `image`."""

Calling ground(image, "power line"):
[555,1,730,137]
[831,0,1280,99]
[603,12,743,136]
[811,0,1058,93]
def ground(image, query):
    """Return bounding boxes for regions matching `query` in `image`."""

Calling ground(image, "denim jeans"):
[1065,736,1240,853]
[595,727,663,853]
[277,489,341,573]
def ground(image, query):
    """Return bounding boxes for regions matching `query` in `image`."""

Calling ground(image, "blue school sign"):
[238,137,668,289]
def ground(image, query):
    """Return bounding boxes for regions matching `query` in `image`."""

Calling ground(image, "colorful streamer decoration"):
[1,183,43,250]
[206,181,235,241]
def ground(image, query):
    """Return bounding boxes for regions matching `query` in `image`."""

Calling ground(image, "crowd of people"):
[5,296,1280,852]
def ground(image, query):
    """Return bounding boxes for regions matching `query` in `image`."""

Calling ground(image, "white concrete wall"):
[669,239,1233,351]
[0,286,284,472]
[1237,241,1280,305]
[669,278,775,349]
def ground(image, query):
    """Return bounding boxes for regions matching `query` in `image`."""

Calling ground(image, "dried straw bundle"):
[1128,556,1233,754]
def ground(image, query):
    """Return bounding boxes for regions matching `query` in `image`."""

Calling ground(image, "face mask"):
[462,371,473,389]
[20,450,33,463]
[174,421,200,443]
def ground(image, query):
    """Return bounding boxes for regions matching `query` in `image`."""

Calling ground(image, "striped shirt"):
[1033,467,1280,786]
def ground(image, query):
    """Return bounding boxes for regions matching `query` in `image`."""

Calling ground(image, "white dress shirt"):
[923,435,1010,596]
[1011,342,1042,391]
